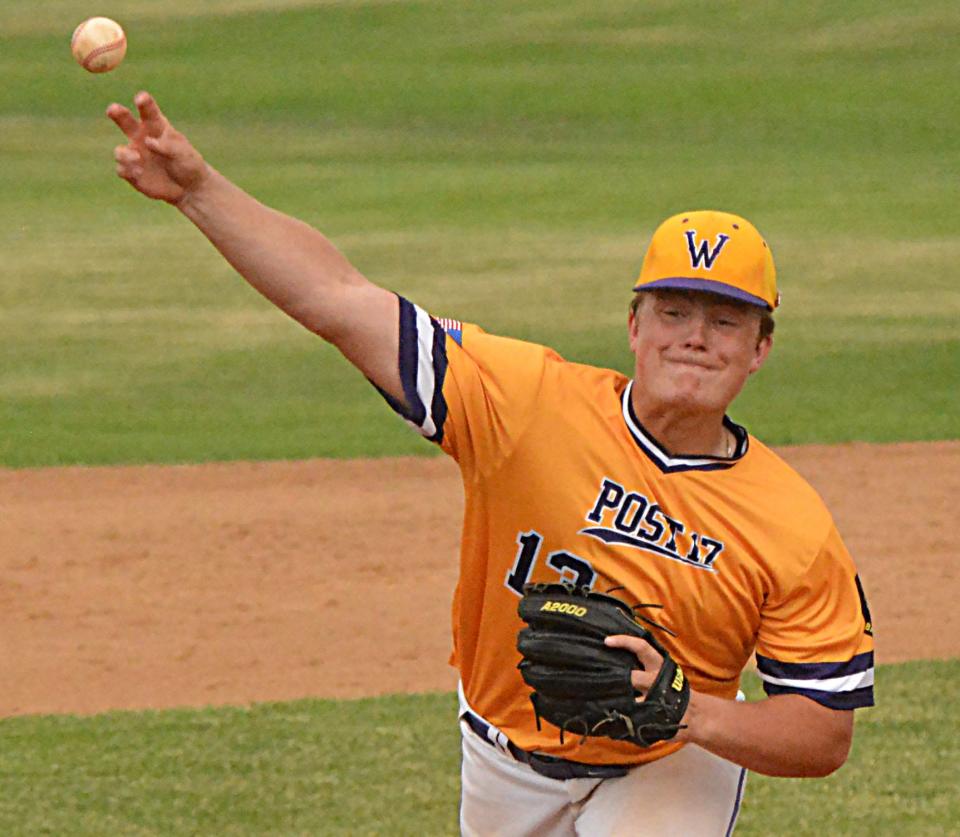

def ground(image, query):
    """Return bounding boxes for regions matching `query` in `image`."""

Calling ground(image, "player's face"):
[628,290,772,415]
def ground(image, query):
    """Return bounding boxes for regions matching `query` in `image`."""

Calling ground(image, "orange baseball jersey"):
[377,296,875,766]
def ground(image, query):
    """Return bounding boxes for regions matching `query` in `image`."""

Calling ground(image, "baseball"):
[71,17,127,73]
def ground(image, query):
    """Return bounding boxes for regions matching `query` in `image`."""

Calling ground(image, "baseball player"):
[107,92,874,836]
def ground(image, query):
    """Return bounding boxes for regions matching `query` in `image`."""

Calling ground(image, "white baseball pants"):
[459,715,746,836]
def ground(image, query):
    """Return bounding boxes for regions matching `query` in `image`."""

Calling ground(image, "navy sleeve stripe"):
[756,651,874,681]
[762,682,875,710]
[397,296,427,426]
[372,295,451,443]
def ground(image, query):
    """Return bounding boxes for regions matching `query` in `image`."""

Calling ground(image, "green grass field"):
[1,0,958,465]
[1,1,958,834]
[2,663,957,835]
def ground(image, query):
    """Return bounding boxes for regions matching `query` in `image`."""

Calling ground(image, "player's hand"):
[107,91,209,204]
[605,634,665,694]
[607,633,699,743]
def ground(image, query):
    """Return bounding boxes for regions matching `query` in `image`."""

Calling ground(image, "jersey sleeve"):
[755,524,875,710]
[374,295,554,478]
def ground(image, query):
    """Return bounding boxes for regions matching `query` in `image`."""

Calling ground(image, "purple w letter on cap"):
[685,231,730,270]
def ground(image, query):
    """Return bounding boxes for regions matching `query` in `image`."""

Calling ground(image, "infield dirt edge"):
[1,440,956,717]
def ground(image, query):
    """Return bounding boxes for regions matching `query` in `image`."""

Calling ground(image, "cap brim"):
[632,277,772,310]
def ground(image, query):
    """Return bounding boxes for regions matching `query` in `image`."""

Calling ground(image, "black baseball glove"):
[516,582,690,747]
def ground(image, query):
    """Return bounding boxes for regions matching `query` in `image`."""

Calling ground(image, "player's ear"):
[627,295,644,352]
[749,334,773,374]
[628,308,639,352]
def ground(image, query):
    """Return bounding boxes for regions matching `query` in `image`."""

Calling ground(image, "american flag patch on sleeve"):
[435,316,463,345]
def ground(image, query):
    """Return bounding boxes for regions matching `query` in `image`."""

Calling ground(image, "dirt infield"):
[1,441,957,717]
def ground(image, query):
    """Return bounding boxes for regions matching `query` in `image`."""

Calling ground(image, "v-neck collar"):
[620,380,748,474]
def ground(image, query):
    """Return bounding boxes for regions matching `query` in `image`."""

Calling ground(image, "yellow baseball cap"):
[633,210,779,310]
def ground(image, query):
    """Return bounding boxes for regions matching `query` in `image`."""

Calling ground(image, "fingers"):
[108,91,178,173]
[605,634,663,667]
[107,92,168,139]
[630,669,656,693]
[106,103,139,139]
[114,145,143,181]
[606,634,664,694]
[114,145,140,164]
[143,133,179,159]
[134,91,170,138]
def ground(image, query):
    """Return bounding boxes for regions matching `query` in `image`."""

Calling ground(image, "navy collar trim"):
[620,381,748,474]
